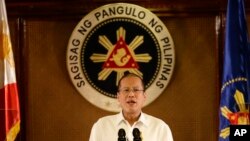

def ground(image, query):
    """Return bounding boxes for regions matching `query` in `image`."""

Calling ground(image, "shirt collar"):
[115,112,124,125]
[116,111,149,127]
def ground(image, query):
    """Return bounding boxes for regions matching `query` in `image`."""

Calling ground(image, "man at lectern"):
[89,73,173,141]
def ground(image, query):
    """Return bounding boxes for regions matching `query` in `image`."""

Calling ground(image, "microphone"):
[118,128,126,141]
[133,128,141,141]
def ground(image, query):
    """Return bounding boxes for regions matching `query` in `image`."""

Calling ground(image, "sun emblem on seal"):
[90,27,152,85]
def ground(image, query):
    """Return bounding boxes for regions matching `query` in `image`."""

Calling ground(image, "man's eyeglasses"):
[119,88,144,95]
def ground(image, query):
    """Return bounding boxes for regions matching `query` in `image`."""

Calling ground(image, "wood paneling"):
[6,0,235,141]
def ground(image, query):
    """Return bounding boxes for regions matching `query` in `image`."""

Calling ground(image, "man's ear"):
[117,92,120,100]
[143,92,147,99]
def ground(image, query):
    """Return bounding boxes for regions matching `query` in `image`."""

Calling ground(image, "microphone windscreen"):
[118,128,126,137]
[132,128,140,137]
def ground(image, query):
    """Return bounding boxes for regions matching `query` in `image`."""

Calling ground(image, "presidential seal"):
[66,3,175,112]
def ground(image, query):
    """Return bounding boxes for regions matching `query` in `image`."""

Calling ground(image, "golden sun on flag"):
[90,27,152,85]
[0,21,14,67]
[219,90,250,139]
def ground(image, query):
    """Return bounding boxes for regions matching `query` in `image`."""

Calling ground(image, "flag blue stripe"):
[219,0,250,141]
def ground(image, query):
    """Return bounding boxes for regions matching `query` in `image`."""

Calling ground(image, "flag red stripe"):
[0,83,20,140]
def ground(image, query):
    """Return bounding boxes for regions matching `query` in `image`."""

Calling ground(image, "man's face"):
[117,76,146,114]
